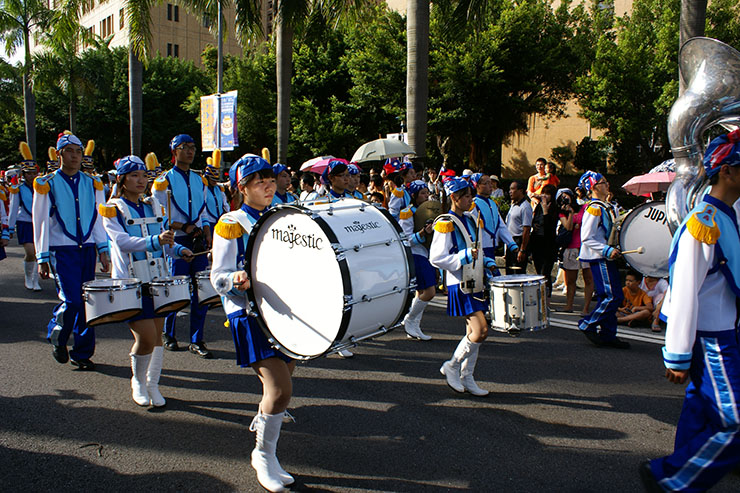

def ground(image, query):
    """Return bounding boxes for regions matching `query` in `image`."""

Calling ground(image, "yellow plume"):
[145,152,159,171]
[212,148,222,169]
[85,140,95,156]
[261,147,270,164]
[48,147,57,161]
[63,130,72,135]
[19,141,33,160]
[206,157,213,166]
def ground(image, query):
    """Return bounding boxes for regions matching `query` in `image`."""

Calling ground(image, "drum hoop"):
[618,200,668,277]
[149,275,190,286]
[195,270,211,279]
[83,278,141,291]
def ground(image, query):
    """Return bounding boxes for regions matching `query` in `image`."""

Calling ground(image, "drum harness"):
[435,212,486,297]
[588,199,622,247]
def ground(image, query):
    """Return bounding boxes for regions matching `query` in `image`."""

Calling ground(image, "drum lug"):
[136,288,141,299]
[342,295,353,311]
[108,289,114,304]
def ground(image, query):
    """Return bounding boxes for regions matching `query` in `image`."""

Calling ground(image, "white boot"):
[130,353,151,406]
[23,261,35,290]
[31,263,42,291]
[250,412,292,491]
[460,341,489,396]
[439,336,473,393]
[146,346,166,407]
[403,298,431,340]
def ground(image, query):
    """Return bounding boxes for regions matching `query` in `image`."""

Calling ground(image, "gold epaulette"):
[215,217,244,239]
[399,208,413,220]
[686,205,721,245]
[33,176,51,194]
[201,175,208,186]
[391,187,404,198]
[468,201,476,212]
[153,177,169,192]
[98,203,118,218]
[9,185,20,194]
[92,176,104,191]
[586,205,602,216]
[434,220,454,233]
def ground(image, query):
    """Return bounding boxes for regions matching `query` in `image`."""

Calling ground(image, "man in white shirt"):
[505,180,531,273]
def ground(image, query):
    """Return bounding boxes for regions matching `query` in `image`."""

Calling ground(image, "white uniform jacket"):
[399,205,429,257]
[429,212,495,286]
[579,200,619,261]
[7,181,33,233]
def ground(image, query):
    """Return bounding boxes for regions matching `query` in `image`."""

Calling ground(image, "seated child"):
[617,270,653,327]
[640,275,669,332]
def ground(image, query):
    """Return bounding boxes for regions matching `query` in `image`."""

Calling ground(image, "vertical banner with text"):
[201,90,238,152]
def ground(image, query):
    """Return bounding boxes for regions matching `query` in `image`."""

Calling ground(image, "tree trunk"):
[678,0,707,95]
[407,0,429,159]
[276,7,293,164]
[23,29,36,159]
[489,135,503,177]
[129,49,143,156]
[69,83,77,134]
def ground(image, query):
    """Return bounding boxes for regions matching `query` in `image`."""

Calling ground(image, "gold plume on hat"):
[85,140,95,156]
[206,157,213,166]
[261,147,270,164]
[212,149,221,169]
[63,130,72,135]
[48,147,58,161]
[145,152,159,171]
[19,141,33,161]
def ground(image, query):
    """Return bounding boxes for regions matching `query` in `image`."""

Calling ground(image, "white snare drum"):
[149,276,191,315]
[489,274,547,336]
[83,278,142,326]
[619,200,671,278]
[247,198,414,360]
[195,270,220,308]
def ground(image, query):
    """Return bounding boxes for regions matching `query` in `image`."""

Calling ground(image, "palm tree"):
[0,0,53,159]
[407,0,429,161]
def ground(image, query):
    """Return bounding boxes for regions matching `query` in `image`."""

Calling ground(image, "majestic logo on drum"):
[271,224,324,250]
[344,220,381,234]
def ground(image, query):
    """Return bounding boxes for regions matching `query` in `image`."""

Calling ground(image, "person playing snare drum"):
[211,154,296,492]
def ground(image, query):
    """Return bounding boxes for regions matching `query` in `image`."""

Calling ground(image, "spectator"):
[299,173,319,202]
[505,180,532,274]
[575,186,588,206]
[640,275,668,332]
[358,174,369,196]
[556,188,594,314]
[617,270,653,326]
[490,175,504,198]
[529,184,559,296]
[527,157,559,200]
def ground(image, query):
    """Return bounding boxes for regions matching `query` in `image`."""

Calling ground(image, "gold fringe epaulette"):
[391,187,404,198]
[201,175,208,186]
[153,177,168,192]
[9,185,20,194]
[215,218,244,239]
[93,177,104,191]
[399,208,413,220]
[468,201,476,212]
[586,205,602,216]
[33,176,51,194]
[434,220,454,233]
[98,203,118,218]
[686,205,721,245]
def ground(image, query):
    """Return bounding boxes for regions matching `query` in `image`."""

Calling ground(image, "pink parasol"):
[300,155,335,171]
[622,171,676,197]
[311,157,348,175]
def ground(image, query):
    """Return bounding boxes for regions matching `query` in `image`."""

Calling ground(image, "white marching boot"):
[130,353,152,406]
[439,336,473,393]
[30,263,42,291]
[23,261,35,290]
[146,346,166,407]
[460,341,489,396]
[250,412,293,491]
[403,298,431,340]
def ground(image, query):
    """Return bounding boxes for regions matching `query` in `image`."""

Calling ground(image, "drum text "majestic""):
[344,220,381,234]
[271,226,324,250]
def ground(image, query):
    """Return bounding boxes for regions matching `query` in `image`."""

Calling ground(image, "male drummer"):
[33,133,110,370]
[641,129,740,492]
[271,163,298,206]
[152,134,213,358]
[471,173,518,275]
[577,171,629,349]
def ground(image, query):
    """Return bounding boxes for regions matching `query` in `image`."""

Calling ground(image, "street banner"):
[201,90,239,151]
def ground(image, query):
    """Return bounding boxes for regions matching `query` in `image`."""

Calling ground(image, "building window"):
[174,44,179,57]
[100,15,113,38]
[167,4,172,21]
[174,5,179,22]
[203,14,211,29]
[167,43,172,56]
[119,9,124,29]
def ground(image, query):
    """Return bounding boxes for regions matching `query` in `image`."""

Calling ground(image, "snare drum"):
[246,198,415,360]
[83,278,142,326]
[618,201,671,278]
[195,270,220,308]
[489,274,547,336]
[149,276,191,315]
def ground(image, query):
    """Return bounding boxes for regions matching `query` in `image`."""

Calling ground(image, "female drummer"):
[210,154,296,492]
[100,156,193,407]
[430,177,496,397]
[398,180,436,340]
[346,162,365,200]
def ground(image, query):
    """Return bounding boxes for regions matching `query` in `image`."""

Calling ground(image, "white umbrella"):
[300,155,335,171]
[351,138,415,163]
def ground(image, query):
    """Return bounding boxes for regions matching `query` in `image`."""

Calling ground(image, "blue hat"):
[169,134,195,151]
[347,163,361,175]
[272,163,289,177]
[407,179,428,196]
[229,153,271,188]
[578,171,604,192]
[703,129,740,178]
[469,173,484,187]
[56,134,82,151]
[321,159,349,184]
[444,177,471,195]
[115,155,146,175]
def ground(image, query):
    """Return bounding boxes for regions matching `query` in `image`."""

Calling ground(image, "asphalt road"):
[1,243,738,492]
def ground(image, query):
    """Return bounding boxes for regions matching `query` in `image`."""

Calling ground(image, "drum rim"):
[83,278,141,290]
[149,275,191,286]
[489,274,546,286]
[87,308,143,326]
[618,200,670,277]
[194,270,211,279]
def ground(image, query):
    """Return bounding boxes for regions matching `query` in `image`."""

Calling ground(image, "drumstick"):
[621,246,645,255]
[166,190,174,232]
[191,249,211,257]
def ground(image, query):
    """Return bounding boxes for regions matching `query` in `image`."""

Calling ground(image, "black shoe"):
[163,334,179,351]
[70,358,96,371]
[52,345,69,364]
[583,330,602,347]
[602,337,631,349]
[188,342,213,359]
[639,461,663,492]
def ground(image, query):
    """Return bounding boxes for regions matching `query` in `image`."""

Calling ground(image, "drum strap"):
[589,199,620,246]
[111,197,168,283]
[438,213,485,294]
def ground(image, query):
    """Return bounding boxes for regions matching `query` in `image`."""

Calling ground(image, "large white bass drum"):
[246,198,415,360]
[618,200,672,278]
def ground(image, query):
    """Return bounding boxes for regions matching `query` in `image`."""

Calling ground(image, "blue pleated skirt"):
[447,284,487,317]
[16,221,33,245]
[228,312,293,367]
[413,254,438,291]
[127,290,159,323]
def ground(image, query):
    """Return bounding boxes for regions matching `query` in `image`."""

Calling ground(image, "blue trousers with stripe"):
[650,329,740,492]
[578,259,623,341]
[47,246,97,360]
[164,236,209,343]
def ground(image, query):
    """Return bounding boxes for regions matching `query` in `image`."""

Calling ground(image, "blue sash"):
[47,171,98,244]
[166,168,206,223]
[205,186,225,220]
[473,195,500,238]
[19,183,33,216]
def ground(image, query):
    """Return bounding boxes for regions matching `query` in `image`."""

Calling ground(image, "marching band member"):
[144,152,163,196]
[322,159,351,200]
[271,163,298,206]
[204,150,228,229]
[6,142,42,290]
[430,177,496,397]
[46,147,60,174]
[0,182,7,262]
[33,133,110,370]
[470,173,518,274]
[641,131,740,492]
[398,180,436,340]
[100,156,193,407]
[577,171,629,349]
[210,154,296,492]
[81,140,96,175]
[387,158,415,220]
[346,163,365,200]
[152,134,213,358]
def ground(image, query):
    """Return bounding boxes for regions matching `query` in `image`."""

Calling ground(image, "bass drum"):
[618,200,672,278]
[246,198,415,360]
